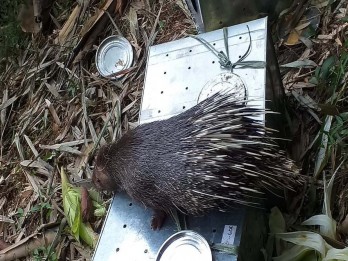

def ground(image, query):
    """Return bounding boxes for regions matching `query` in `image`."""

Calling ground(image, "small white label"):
[221,225,237,245]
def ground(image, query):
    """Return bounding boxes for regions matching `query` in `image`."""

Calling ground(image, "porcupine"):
[92,91,305,229]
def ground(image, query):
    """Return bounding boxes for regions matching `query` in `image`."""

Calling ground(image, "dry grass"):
[0,0,348,259]
[0,0,195,259]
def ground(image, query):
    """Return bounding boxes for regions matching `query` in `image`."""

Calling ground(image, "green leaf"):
[43,152,55,161]
[273,245,317,261]
[60,167,98,247]
[314,66,321,79]
[159,20,166,29]
[79,222,99,248]
[319,56,335,80]
[339,112,348,121]
[309,77,319,85]
[301,215,336,239]
[41,202,52,210]
[88,189,104,204]
[275,231,327,257]
[93,201,107,217]
[269,207,286,234]
[323,247,348,260]
[31,205,42,213]
[314,116,333,178]
[270,207,286,256]
[17,208,24,216]
[280,59,317,69]
[335,115,343,126]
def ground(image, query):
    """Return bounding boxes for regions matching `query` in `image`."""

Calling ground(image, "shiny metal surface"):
[156,230,212,261]
[197,72,247,103]
[93,193,246,261]
[140,18,267,124]
[95,35,133,78]
[92,193,176,261]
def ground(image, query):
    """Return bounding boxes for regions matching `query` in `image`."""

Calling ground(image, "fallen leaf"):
[285,30,300,45]
[81,187,92,223]
[335,38,343,46]
[280,59,317,69]
[56,6,82,45]
[128,7,139,43]
[116,0,131,15]
[0,240,10,251]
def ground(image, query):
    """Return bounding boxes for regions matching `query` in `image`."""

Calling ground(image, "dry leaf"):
[56,6,82,45]
[72,0,118,64]
[131,0,146,10]
[335,38,343,46]
[285,30,301,45]
[0,240,10,251]
[81,187,93,222]
[128,7,139,42]
[0,230,56,260]
[115,0,131,15]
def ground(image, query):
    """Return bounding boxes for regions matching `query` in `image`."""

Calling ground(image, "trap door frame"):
[93,17,269,261]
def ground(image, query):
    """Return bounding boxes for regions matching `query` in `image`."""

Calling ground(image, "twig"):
[106,11,122,36]
[80,62,89,147]
[0,229,57,261]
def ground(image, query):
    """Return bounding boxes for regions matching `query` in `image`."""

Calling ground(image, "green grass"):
[312,39,348,168]
[0,0,29,59]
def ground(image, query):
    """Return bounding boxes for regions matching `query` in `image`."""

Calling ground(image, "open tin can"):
[95,35,133,78]
[156,230,212,261]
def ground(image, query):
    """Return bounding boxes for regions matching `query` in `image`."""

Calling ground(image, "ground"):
[0,0,347,260]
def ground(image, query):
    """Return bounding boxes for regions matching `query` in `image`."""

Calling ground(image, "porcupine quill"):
[92,91,305,229]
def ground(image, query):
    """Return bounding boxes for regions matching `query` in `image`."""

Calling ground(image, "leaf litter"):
[1,0,348,260]
[0,0,195,259]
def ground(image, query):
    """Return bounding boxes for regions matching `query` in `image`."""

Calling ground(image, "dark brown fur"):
[92,92,305,227]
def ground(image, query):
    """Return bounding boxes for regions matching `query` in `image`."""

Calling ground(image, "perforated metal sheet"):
[93,193,245,261]
[93,17,268,261]
[139,17,267,124]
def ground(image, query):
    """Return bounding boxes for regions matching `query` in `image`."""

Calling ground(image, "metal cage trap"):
[93,17,283,261]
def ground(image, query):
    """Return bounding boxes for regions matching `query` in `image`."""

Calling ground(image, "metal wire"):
[190,25,266,72]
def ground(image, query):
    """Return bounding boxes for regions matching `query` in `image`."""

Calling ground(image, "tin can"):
[156,230,212,261]
[95,35,133,78]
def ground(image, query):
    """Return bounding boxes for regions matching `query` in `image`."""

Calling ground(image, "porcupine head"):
[92,137,168,230]
[92,144,120,192]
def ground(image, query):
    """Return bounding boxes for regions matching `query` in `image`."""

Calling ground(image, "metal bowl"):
[156,230,212,261]
[95,35,133,78]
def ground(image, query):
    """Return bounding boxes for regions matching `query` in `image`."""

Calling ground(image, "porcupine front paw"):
[151,209,167,230]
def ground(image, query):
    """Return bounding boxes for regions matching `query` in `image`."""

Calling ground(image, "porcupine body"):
[93,91,304,218]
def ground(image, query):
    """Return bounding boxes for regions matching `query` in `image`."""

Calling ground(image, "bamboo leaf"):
[280,59,317,68]
[314,116,333,178]
[273,245,317,261]
[60,167,98,247]
[275,231,327,257]
[302,215,336,239]
[323,247,348,261]
[79,222,99,248]
[270,207,286,234]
